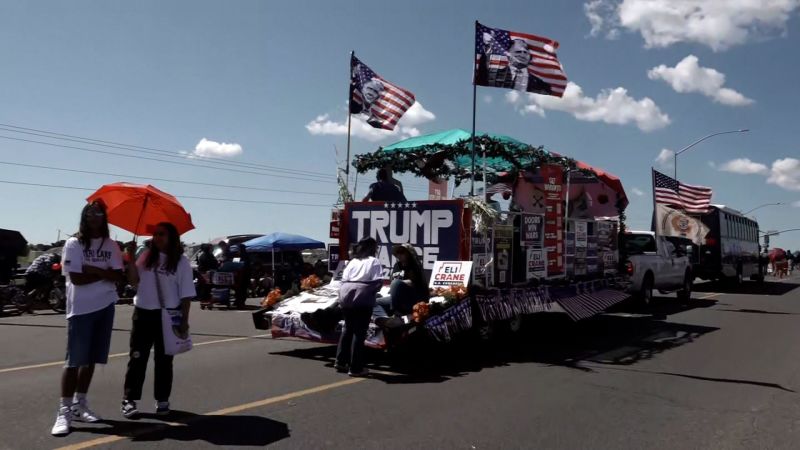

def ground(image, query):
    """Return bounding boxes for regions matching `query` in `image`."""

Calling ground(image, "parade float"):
[254,129,630,348]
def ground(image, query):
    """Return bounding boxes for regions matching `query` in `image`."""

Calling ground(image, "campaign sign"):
[540,164,564,277]
[344,200,465,276]
[493,224,513,286]
[330,209,342,239]
[526,247,546,280]
[521,214,544,247]
[429,261,473,288]
[327,244,340,272]
[471,229,493,285]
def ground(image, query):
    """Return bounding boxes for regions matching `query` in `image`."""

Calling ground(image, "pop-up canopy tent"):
[243,232,326,268]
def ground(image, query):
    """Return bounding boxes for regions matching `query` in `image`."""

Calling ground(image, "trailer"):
[253,130,631,347]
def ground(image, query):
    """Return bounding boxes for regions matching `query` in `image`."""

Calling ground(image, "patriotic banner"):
[655,204,710,245]
[350,54,416,131]
[653,169,713,214]
[474,21,567,97]
[541,164,565,277]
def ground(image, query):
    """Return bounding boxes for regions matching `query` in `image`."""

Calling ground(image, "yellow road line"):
[54,377,364,450]
[0,334,267,375]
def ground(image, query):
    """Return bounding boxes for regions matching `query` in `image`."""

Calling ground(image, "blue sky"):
[1,0,798,249]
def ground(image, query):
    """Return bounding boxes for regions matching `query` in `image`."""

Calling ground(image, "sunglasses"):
[153,231,168,238]
[86,211,106,218]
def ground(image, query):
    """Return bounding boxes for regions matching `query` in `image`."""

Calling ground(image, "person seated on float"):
[375,244,427,317]
[362,168,406,203]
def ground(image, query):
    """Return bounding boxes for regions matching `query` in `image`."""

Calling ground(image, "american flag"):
[653,169,713,214]
[474,22,567,97]
[486,182,513,195]
[349,54,415,131]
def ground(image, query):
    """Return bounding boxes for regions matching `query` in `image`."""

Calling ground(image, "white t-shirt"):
[134,251,196,310]
[61,237,124,318]
[342,256,384,282]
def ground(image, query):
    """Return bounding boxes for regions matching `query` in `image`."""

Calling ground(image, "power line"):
[0,179,334,207]
[0,123,332,178]
[0,160,336,197]
[0,122,433,193]
[0,123,433,192]
[0,135,336,184]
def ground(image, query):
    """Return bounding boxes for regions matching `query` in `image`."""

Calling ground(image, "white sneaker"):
[71,401,102,423]
[51,406,71,436]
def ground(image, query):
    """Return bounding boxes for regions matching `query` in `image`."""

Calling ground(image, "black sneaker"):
[121,400,139,419]
[156,401,170,416]
[333,363,349,373]
[348,368,370,377]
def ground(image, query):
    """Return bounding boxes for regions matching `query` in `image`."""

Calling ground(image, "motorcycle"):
[0,284,28,316]
[25,263,66,314]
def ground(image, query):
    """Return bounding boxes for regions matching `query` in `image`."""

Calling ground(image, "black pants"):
[335,306,372,372]
[123,307,174,402]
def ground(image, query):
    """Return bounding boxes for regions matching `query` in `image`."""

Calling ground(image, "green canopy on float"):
[380,128,534,172]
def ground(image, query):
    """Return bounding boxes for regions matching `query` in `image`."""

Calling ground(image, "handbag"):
[154,268,193,355]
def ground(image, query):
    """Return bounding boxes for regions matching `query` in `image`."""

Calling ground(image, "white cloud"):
[483,95,493,104]
[648,55,753,106]
[631,187,645,196]
[192,138,243,158]
[655,148,674,167]
[793,200,800,207]
[305,102,436,143]
[585,0,620,39]
[767,158,800,191]
[512,82,670,132]
[715,156,800,192]
[585,0,800,51]
[719,158,769,175]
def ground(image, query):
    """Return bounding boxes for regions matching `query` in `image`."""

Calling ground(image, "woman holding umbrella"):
[121,222,195,418]
[83,183,196,418]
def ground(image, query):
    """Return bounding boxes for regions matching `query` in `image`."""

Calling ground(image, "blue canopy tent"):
[242,232,326,270]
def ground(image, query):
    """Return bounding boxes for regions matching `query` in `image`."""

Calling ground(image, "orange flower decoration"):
[412,302,430,323]
[300,274,322,291]
[261,288,283,308]
[433,285,469,303]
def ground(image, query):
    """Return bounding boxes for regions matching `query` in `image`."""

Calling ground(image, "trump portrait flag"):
[349,54,416,131]
[474,22,568,97]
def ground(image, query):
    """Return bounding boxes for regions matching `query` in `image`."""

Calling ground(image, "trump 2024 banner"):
[343,200,468,276]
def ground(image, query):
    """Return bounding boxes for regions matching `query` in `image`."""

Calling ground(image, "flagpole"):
[470,20,478,197]
[470,82,477,197]
[345,51,354,192]
[651,168,658,236]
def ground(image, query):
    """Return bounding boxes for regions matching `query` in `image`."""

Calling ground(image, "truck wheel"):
[638,275,654,306]
[677,272,692,302]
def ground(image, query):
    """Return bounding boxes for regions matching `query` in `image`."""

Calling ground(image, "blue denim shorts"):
[66,303,115,367]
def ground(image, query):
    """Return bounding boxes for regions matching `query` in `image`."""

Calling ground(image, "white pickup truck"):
[623,231,693,304]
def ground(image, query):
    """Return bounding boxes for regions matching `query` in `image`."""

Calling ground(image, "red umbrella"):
[769,248,786,262]
[87,183,194,236]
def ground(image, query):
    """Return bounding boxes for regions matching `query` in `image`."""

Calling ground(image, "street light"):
[743,202,784,215]
[674,129,749,180]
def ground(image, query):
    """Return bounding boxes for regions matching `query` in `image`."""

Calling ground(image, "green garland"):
[353,135,592,185]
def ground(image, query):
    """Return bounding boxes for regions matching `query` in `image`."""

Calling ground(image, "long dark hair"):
[145,222,182,273]
[354,237,377,259]
[77,201,110,250]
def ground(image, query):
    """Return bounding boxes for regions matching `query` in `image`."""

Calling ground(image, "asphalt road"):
[2,274,800,449]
